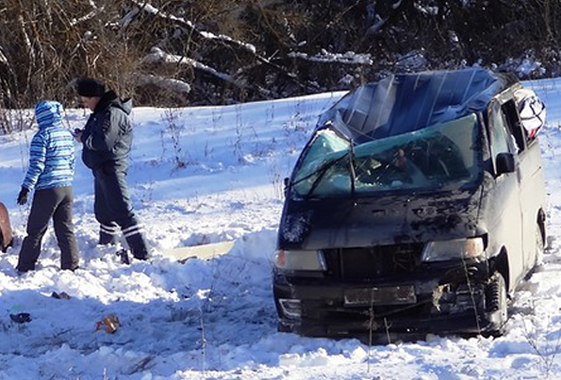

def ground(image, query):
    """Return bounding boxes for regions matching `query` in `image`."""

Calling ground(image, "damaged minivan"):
[273,69,547,340]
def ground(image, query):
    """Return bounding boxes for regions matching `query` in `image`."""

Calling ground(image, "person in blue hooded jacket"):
[74,79,149,261]
[16,101,80,272]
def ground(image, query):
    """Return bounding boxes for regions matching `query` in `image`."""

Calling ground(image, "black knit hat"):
[76,78,106,97]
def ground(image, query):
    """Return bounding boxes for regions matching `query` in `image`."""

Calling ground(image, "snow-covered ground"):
[2,77,561,379]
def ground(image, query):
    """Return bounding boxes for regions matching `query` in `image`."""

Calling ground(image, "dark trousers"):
[93,164,149,259]
[17,187,80,271]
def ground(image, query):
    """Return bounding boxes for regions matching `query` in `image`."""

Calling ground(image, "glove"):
[73,128,84,142]
[17,187,29,205]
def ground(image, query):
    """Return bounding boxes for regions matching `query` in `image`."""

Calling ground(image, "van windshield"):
[292,113,481,198]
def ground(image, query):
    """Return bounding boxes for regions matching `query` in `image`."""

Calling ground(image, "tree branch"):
[70,0,104,26]
[129,0,305,88]
[143,47,242,87]
[136,74,191,94]
[130,0,256,54]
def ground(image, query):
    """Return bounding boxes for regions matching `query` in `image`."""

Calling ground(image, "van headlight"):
[421,237,485,262]
[274,249,327,271]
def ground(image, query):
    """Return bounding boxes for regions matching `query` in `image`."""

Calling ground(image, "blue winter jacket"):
[22,101,75,191]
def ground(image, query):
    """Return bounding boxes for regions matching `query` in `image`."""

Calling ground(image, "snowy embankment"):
[1,79,561,379]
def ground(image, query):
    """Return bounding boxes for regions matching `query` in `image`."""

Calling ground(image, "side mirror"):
[496,152,515,175]
[283,177,290,197]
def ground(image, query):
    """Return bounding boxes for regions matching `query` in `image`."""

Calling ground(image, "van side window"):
[490,105,511,157]
[501,100,526,153]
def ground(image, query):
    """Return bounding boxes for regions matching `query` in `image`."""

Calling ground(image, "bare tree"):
[0,0,559,120]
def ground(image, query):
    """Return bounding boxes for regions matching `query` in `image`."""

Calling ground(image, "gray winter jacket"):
[81,91,133,170]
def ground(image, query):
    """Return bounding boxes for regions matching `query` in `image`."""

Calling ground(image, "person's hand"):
[17,187,29,205]
[393,148,407,169]
[73,128,83,142]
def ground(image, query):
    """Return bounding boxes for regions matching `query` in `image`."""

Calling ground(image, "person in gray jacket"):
[74,78,149,261]
[17,100,80,272]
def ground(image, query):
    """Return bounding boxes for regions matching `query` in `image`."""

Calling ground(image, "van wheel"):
[485,272,508,336]
[535,223,545,267]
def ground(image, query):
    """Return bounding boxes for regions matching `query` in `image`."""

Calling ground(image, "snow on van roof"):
[319,68,517,143]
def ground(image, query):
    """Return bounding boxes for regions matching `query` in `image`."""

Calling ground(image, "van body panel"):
[280,188,483,250]
[518,139,547,269]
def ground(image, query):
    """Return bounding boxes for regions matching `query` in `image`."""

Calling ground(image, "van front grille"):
[323,244,424,281]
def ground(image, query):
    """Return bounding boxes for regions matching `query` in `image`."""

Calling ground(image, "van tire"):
[535,223,545,267]
[485,271,508,336]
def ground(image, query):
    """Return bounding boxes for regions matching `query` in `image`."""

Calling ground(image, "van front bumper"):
[273,260,504,339]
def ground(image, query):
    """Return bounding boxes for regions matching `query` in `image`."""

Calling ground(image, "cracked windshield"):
[292,113,481,198]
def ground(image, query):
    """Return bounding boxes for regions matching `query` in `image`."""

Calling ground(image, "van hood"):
[279,187,483,250]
